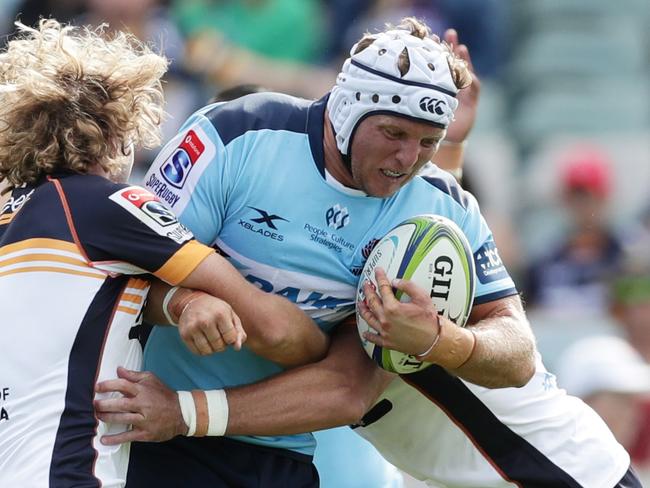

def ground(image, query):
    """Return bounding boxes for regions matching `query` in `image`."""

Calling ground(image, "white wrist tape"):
[177,389,229,437]
[177,390,197,436]
[162,286,181,326]
[205,389,229,436]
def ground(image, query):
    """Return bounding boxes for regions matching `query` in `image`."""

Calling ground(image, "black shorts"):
[616,466,644,488]
[126,436,319,488]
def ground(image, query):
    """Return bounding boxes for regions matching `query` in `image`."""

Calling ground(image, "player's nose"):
[394,140,420,169]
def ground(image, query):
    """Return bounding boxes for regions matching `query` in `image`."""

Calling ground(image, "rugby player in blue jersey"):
[96,17,642,488]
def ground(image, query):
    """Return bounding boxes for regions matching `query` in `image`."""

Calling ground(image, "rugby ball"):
[356,215,475,374]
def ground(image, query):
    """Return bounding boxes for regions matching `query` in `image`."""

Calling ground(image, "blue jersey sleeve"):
[143,108,232,245]
[457,191,517,304]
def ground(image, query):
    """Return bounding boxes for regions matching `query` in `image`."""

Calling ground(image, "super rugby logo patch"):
[161,130,205,189]
[144,125,216,216]
[109,186,193,244]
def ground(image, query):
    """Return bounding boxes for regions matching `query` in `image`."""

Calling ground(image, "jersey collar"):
[307,94,328,179]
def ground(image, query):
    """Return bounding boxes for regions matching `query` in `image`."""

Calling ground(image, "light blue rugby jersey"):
[142,92,517,455]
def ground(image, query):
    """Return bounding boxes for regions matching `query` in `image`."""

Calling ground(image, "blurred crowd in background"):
[1,0,649,484]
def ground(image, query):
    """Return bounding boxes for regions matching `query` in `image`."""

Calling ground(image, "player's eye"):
[384,128,402,140]
[421,138,438,148]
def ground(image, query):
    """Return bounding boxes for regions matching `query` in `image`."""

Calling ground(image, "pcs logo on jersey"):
[325,204,350,230]
[109,187,193,245]
[161,130,205,189]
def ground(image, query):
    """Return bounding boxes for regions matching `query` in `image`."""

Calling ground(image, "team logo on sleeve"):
[145,125,216,215]
[160,130,205,189]
[474,240,509,284]
[124,189,177,227]
[109,187,193,244]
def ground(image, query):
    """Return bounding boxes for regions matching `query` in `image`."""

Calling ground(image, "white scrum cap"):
[327,28,459,156]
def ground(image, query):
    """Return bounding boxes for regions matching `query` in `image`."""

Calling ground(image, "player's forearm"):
[225,363,365,435]
[222,290,329,368]
[226,327,391,435]
[96,326,390,444]
[145,272,327,368]
[180,253,328,368]
[452,296,536,388]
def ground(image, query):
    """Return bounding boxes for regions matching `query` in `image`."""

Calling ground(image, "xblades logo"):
[248,206,289,230]
[239,207,288,242]
[419,97,446,116]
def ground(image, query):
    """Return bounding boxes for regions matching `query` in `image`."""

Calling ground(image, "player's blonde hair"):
[0,19,168,190]
[354,17,472,90]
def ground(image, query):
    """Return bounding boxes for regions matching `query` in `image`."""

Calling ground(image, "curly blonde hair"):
[354,17,473,90]
[0,19,168,190]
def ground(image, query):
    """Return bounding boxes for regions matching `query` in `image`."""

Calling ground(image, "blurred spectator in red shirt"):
[524,145,623,315]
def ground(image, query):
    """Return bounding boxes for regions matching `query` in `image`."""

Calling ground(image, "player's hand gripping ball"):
[356,215,475,374]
